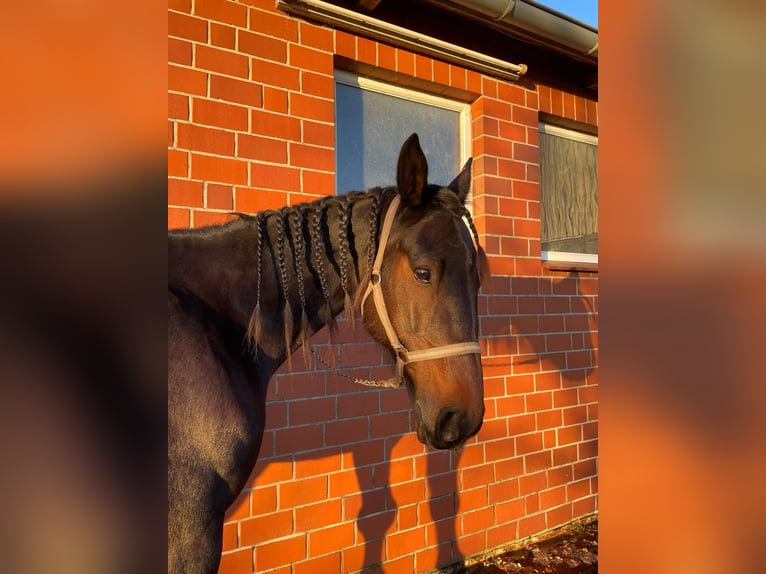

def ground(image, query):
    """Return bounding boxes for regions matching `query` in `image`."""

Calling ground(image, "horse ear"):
[447,157,472,203]
[396,133,428,207]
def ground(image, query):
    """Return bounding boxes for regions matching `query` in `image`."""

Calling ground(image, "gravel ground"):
[459,521,598,573]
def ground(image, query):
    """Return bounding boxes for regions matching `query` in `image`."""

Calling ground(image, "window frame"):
[334,70,472,204]
[538,121,599,272]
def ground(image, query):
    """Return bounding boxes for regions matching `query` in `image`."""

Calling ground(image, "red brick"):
[218,548,252,574]
[550,88,564,116]
[177,123,234,156]
[495,457,524,481]
[168,37,192,66]
[525,391,552,413]
[238,29,287,62]
[563,91,575,119]
[192,210,236,228]
[302,169,334,196]
[221,521,237,552]
[301,71,334,99]
[432,59,450,85]
[295,499,342,532]
[517,513,546,539]
[462,506,494,535]
[415,54,432,80]
[326,417,368,446]
[251,109,301,140]
[280,476,328,509]
[556,424,581,446]
[386,525,426,559]
[567,350,593,370]
[168,178,203,207]
[294,553,341,574]
[335,30,356,59]
[235,186,287,213]
[378,42,396,71]
[237,133,286,163]
[193,99,248,131]
[309,522,355,557]
[251,58,300,90]
[586,99,598,125]
[289,44,333,74]
[249,163,300,192]
[195,44,249,79]
[460,463,494,490]
[169,0,190,12]
[194,0,247,27]
[289,397,336,426]
[209,74,262,108]
[240,510,292,545]
[168,149,188,177]
[263,86,288,113]
[546,503,573,528]
[248,6,298,40]
[206,183,232,210]
[290,93,334,122]
[210,22,235,49]
[467,69,482,93]
[168,11,207,42]
[538,84,551,113]
[169,64,206,96]
[357,36,377,65]
[191,153,246,185]
[168,93,189,120]
[370,411,409,439]
[515,432,543,456]
[299,21,333,51]
[168,206,190,229]
[290,142,334,170]
[275,425,325,455]
[254,535,307,572]
[566,478,591,501]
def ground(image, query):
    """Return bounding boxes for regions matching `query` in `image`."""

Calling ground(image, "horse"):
[168,133,490,573]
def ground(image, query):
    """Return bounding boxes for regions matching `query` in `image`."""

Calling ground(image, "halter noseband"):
[360,194,482,385]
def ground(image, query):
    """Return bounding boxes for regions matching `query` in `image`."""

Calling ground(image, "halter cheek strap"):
[361,195,482,384]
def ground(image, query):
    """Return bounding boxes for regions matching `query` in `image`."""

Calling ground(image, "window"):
[539,122,598,270]
[334,71,471,206]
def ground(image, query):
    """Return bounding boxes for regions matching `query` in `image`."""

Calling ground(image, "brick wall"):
[168,1,598,572]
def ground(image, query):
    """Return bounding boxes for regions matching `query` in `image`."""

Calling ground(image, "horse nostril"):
[435,407,463,445]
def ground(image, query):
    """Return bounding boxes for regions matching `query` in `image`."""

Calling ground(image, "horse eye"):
[414,267,431,284]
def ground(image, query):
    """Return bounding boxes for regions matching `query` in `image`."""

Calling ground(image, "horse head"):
[360,134,489,450]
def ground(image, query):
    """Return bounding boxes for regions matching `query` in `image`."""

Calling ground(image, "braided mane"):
[242,185,486,360]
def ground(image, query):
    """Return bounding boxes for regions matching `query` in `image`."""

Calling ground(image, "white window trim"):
[334,70,472,174]
[539,121,598,271]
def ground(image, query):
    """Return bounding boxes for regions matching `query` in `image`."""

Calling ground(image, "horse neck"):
[169,188,393,364]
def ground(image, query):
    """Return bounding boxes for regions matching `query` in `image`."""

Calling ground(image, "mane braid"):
[275,208,294,360]
[290,207,311,364]
[247,213,265,354]
[309,202,333,328]
[337,195,354,321]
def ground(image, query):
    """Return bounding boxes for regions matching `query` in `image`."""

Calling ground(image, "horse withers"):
[168,134,489,573]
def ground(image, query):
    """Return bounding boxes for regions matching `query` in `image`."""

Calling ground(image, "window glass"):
[539,123,598,267]
[335,72,469,199]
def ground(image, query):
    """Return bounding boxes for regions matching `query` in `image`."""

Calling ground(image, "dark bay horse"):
[168,134,489,573]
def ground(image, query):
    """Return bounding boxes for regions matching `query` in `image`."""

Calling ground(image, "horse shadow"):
[224,271,597,573]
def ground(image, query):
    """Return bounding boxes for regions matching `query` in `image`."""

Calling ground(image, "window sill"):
[542,251,598,272]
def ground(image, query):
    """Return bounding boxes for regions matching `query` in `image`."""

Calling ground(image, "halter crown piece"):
[360,195,482,387]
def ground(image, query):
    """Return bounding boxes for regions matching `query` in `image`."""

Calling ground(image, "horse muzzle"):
[416,403,484,450]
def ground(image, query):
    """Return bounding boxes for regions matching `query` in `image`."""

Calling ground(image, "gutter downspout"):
[427,0,598,59]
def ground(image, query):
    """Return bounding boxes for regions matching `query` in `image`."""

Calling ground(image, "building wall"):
[168,1,598,572]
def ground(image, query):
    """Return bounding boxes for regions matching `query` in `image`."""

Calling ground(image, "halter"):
[360,194,482,386]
